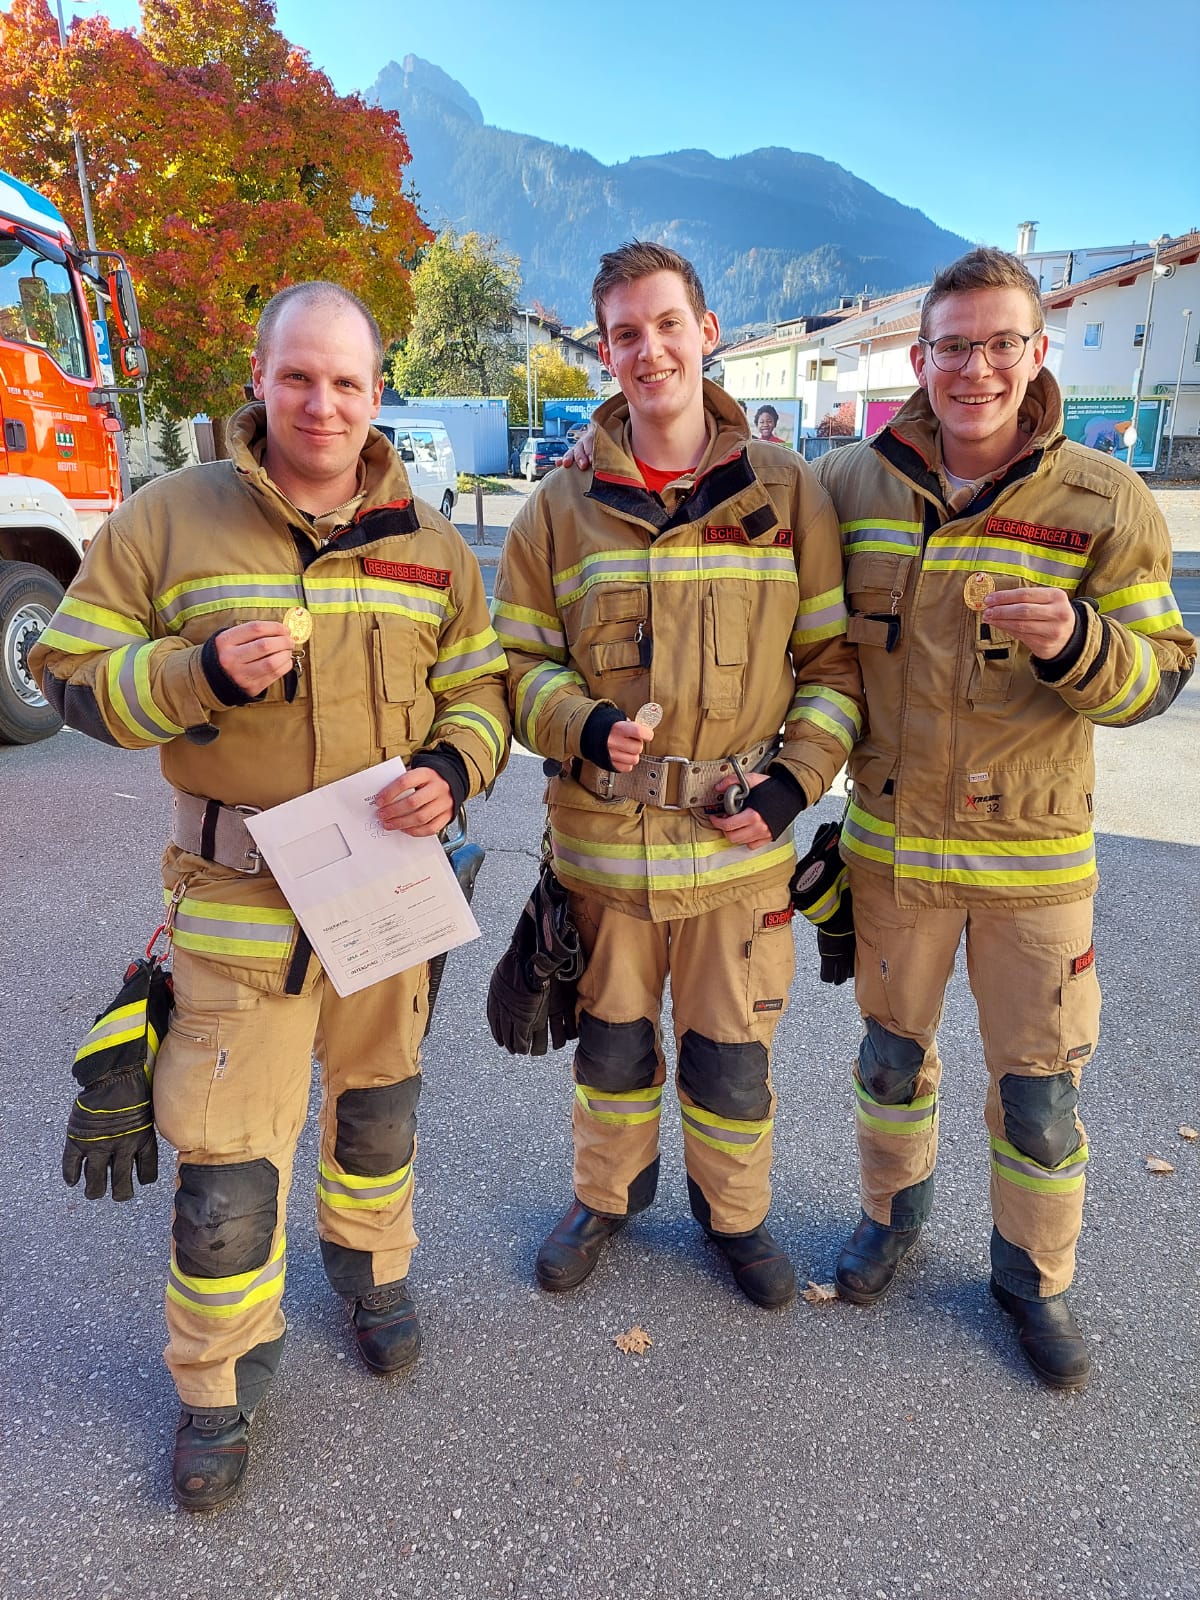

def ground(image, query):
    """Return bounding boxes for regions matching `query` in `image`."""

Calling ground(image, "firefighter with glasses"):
[814,247,1194,1389]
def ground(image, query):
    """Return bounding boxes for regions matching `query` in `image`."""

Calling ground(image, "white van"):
[373,412,458,519]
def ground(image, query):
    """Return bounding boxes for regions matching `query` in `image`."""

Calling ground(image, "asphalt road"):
[2,674,1198,1599]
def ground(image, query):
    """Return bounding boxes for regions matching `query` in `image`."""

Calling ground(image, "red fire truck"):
[0,168,146,743]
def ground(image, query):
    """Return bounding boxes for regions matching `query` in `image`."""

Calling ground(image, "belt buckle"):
[232,803,264,875]
[649,754,692,810]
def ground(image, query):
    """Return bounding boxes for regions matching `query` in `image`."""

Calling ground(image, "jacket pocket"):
[580,585,649,681]
[845,553,913,651]
[702,583,749,718]
[372,622,417,744]
[951,758,1092,823]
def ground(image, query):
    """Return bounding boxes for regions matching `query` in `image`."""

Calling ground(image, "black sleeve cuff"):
[741,766,807,840]
[410,744,470,816]
[1032,600,1088,681]
[580,704,624,770]
[200,630,262,707]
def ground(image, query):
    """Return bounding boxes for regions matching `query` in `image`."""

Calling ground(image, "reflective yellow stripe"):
[432,703,507,767]
[991,1137,1088,1195]
[575,1084,663,1126]
[168,893,295,960]
[680,1100,772,1154]
[166,1235,286,1319]
[842,801,1095,888]
[854,1080,937,1137]
[552,827,795,894]
[1088,633,1159,724]
[74,1001,146,1062]
[317,1157,413,1211]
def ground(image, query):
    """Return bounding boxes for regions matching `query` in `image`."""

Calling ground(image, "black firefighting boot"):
[351,1282,422,1375]
[172,1407,252,1511]
[535,1198,628,1292]
[990,1279,1091,1391]
[834,1212,922,1305]
[707,1221,797,1309]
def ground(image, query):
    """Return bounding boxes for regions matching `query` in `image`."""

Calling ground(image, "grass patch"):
[458,472,514,494]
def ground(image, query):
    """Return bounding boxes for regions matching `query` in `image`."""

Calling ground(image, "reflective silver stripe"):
[357,585,447,620]
[492,612,567,656]
[172,910,294,946]
[552,837,789,882]
[923,541,1085,584]
[855,1097,935,1127]
[318,1169,412,1202]
[993,1148,1088,1184]
[433,638,507,680]
[680,1109,762,1146]
[578,1088,663,1113]
[157,579,301,628]
[787,687,861,740]
[167,1251,286,1309]
[42,611,146,650]
[894,842,1095,874]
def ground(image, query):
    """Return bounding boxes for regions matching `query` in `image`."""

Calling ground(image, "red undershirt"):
[635,457,685,495]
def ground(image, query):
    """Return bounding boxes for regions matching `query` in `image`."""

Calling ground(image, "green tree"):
[507,344,594,428]
[0,0,429,427]
[157,415,191,471]
[390,230,520,396]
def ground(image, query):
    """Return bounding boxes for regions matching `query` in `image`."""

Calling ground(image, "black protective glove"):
[816,889,856,985]
[63,956,173,1201]
[790,819,856,986]
[64,1064,159,1201]
[487,865,584,1056]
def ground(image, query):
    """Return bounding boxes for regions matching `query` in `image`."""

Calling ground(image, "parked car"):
[519,437,570,481]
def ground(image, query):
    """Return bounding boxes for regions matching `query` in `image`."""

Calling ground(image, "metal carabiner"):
[146,878,188,961]
[722,754,751,815]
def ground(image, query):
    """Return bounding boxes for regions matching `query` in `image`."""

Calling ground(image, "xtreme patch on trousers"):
[152,948,429,1412]
[567,888,796,1236]
[847,864,1101,1299]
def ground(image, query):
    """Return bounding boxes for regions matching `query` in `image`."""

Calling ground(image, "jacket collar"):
[880,367,1064,483]
[586,380,768,533]
[226,403,418,526]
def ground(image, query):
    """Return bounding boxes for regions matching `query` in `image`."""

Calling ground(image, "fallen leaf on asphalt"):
[802,1280,839,1304]
[614,1324,652,1354]
[1145,1156,1175,1174]
[1179,1125,1198,1141]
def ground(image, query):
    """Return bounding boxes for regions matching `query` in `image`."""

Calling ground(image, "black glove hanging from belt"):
[790,820,856,986]
[487,863,585,1056]
[63,956,174,1201]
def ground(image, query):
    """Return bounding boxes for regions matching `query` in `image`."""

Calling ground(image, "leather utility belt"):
[171,790,263,875]
[572,737,779,812]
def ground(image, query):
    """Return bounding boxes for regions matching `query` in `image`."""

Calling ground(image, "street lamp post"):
[1127,233,1171,468]
[1165,308,1193,477]
[519,308,535,445]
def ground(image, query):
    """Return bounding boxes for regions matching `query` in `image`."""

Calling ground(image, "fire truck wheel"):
[0,561,65,744]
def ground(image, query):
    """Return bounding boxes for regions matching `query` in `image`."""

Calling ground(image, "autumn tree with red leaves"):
[0,0,429,429]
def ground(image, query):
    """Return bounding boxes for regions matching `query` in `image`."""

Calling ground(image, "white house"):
[1044,231,1200,442]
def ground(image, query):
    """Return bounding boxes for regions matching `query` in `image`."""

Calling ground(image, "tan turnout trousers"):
[567,888,797,1236]
[153,949,429,1411]
[848,865,1100,1298]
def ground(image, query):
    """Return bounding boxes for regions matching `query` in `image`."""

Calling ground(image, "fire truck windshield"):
[0,235,91,379]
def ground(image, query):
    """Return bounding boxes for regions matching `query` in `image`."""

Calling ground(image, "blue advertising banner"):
[1061,397,1166,472]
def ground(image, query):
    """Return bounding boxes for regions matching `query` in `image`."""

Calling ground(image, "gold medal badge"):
[283,606,313,645]
[962,573,995,613]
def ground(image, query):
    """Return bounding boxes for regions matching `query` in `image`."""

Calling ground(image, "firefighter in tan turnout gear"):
[492,243,863,1307]
[814,248,1195,1389]
[31,283,510,1509]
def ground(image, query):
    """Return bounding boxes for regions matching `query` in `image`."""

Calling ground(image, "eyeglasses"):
[918,330,1043,372]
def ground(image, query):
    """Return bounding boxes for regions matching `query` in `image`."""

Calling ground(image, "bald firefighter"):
[492,242,863,1307]
[32,282,509,1508]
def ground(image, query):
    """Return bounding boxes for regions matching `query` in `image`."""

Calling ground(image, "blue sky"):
[25,0,1200,250]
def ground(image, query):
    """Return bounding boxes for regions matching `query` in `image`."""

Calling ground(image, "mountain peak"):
[370,56,483,124]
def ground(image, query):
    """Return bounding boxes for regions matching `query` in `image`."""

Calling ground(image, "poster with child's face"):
[744,401,797,448]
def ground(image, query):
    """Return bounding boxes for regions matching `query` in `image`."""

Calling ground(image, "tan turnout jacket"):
[815,370,1195,909]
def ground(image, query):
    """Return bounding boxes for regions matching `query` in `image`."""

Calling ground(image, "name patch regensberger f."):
[362,558,452,589]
